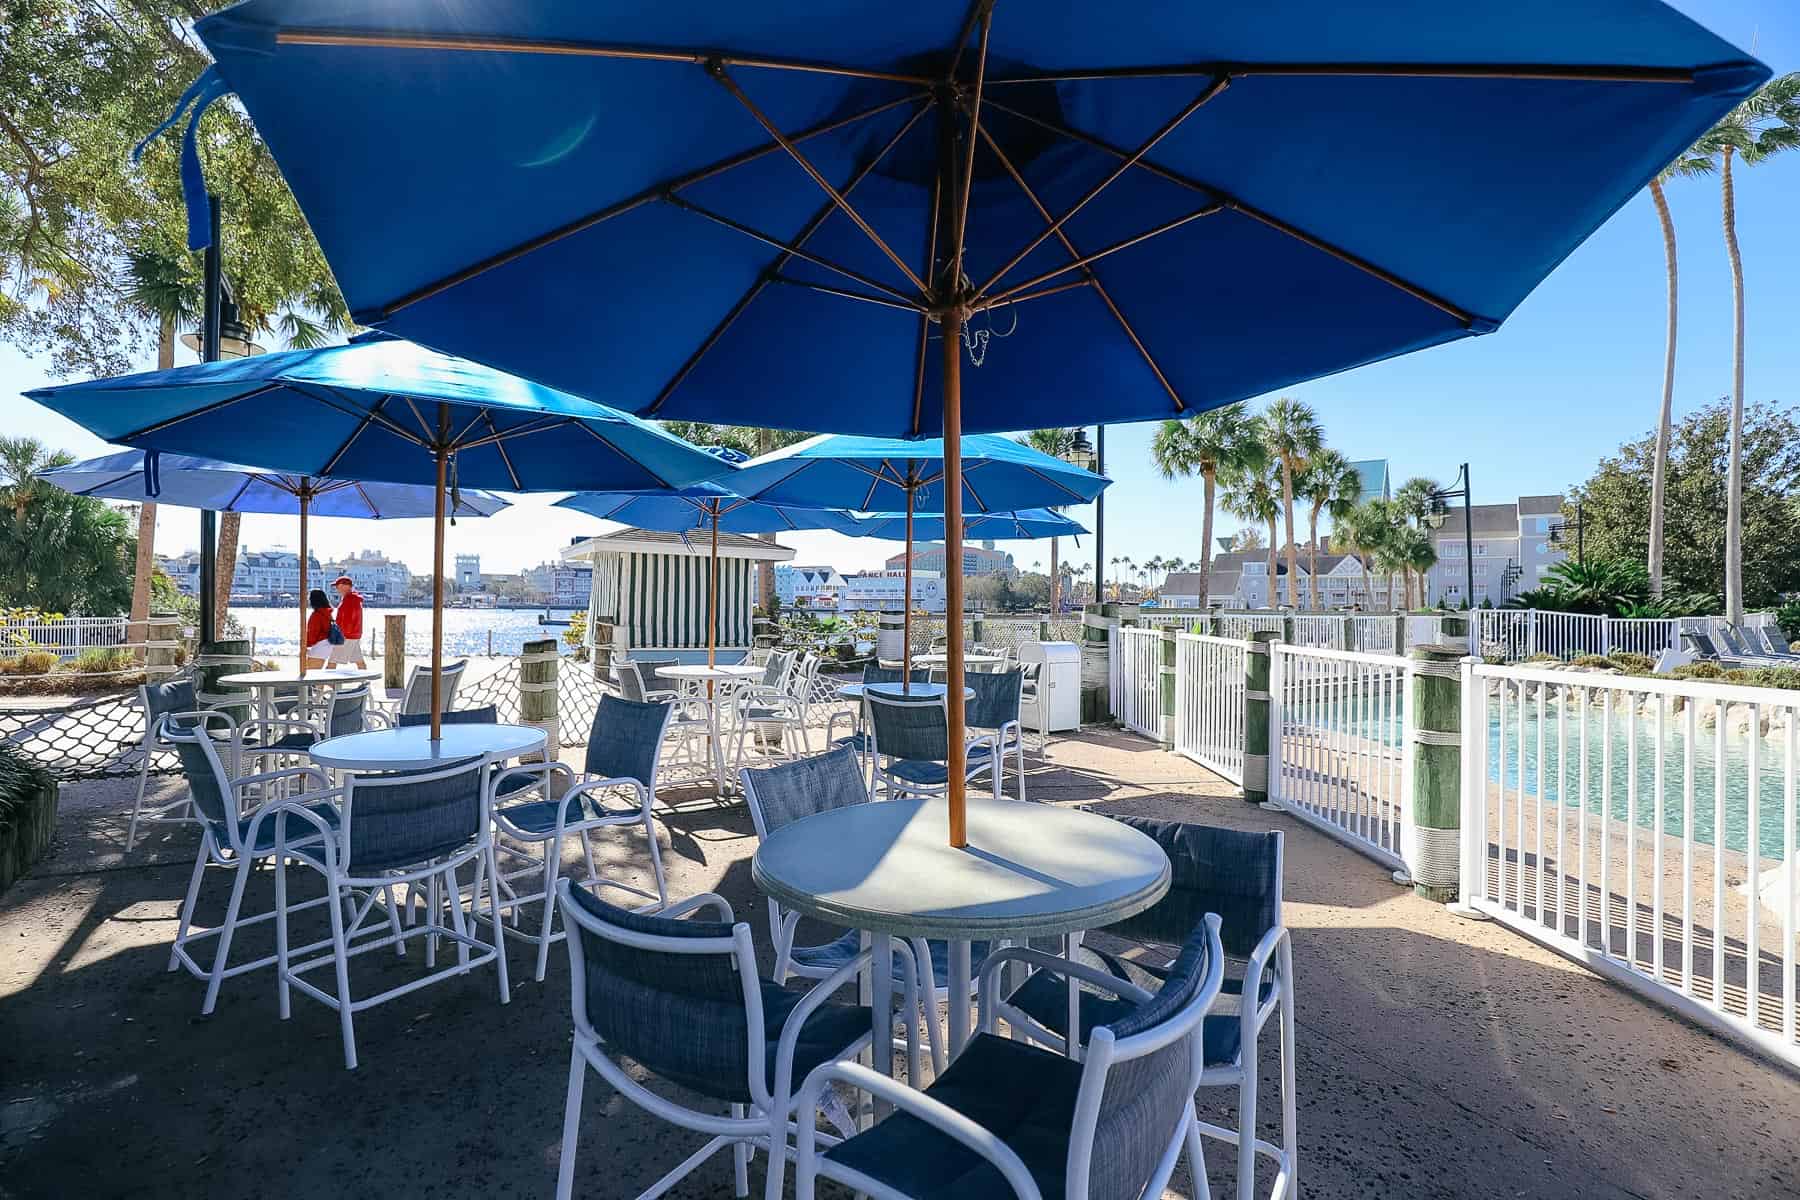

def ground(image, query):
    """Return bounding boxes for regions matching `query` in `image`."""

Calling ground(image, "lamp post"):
[1548,500,1585,565]
[1057,428,1100,606]
[1427,462,1475,609]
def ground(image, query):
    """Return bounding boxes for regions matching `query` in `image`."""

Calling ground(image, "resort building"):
[155,551,203,596]
[1426,494,1567,607]
[454,553,481,591]
[234,548,325,601]
[838,569,947,615]
[522,560,594,608]
[321,550,411,601]
[775,564,845,609]
[883,540,1014,578]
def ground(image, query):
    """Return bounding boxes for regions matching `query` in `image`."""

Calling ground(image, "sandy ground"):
[4,727,1800,1199]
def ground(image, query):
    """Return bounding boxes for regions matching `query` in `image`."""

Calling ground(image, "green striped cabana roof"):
[562,528,795,652]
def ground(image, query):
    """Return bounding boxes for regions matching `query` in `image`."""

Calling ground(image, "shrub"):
[68,647,132,674]
[1776,601,1800,646]
[1606,652,1655,674]
[1671,661,1726,681]
[1571,654,1614,669]
[1524,652,1561,663]
[12,651,59,676]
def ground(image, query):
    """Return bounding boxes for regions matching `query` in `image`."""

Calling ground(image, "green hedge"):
[0,742,57,894]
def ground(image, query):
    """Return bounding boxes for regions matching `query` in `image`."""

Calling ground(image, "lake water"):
[231,605,583,660]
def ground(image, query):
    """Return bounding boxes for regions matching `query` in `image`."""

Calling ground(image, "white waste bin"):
[1020,641,1081,732]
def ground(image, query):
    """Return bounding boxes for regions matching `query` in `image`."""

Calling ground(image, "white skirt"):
[306,639,334,661]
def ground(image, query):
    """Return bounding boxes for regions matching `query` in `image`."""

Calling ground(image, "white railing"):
[1351,615,1398,655]
[1290,615,1344,649]
[1461,661,1800,1071]
[1174,634,1247,784]
[1609,618,1681,659]
[0,615,129,659]
[1218,613,1286,640]
[1271,644,1413,871]
[1139,611,1198,632]
[1115,625,1164,740]
[1477,610,1681,662]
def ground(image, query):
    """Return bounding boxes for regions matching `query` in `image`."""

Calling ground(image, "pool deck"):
[3,727,1798,1198]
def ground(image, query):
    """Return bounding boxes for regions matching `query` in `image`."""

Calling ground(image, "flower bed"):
[0,743,57,895]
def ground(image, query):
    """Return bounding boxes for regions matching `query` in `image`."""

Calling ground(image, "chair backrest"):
[634,658,679,690]
[340,756,489,874]
[325,685,370,737]
[787,653,820,700]
[867,692,949,763]
[396,704,500,728]
[963,668,1024,732]
[139,678,197,739]
[1718,624,1752,655]
[740,747,868,840]
[1071,914,1226,1200]
[560,884,767,1106]
[158,712,239,847]
[761,650,795,689]
[583,694,674,785]
[1019,660,1042,695]
[862,664,929,686]
[614,660,651,703]
[1684,630,1724,659]
[399,660,468,716]
[1757,625,1790,655]
[1105,817,1282,959]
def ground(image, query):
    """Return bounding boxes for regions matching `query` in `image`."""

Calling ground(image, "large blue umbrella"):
[26,336,729,735]
[43,449,509,675]
[554,482,862,664]
[851,507,1085,542]
[154,0,1764,837]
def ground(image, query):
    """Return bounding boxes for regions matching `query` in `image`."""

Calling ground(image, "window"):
[1440,541,1462,558]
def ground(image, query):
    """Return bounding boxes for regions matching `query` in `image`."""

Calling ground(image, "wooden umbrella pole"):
[902,486,914,696]
[429,406,448,741]
[942,307,967,848]
[297,486,309,678]
[708,509,719,669]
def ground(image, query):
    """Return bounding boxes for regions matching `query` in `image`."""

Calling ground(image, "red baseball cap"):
[332,575,355,587]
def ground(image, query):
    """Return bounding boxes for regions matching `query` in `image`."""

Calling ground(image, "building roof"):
[1517,494,1564,516]
[561,527,795,563]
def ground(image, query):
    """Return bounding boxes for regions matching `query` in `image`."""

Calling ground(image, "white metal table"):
[656,663,764,793]
[833,682,975,703]
[912,652,1005,671]
[752,797,1169,1072]
[216,666,382,722]
[308,723,547,773]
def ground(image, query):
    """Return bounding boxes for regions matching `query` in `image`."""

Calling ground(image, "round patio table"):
[752,797,1169,1072]
[912,652,1005,671]
[657,663,766,793]
[833,682,975,702]
[308,723,546,773]
[216,666,382,722]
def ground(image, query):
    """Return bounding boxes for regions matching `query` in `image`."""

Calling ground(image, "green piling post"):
[1158,627,1178,746]
[1243,630,1280,806]
[1408,644,1464,901]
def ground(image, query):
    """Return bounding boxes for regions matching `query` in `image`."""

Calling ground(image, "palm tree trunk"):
[1357,552,1373,611]
[1280,459,1299,610]
[1198,469,1216,608]
[1306,502,1324,611]
[129,317,175,659]
[754,428,778,614]
[1264,519,1278,610]
[214,512,241,628]
[1048,536,1060,614]
[1721,146,1746,624]
[1648,176,1678,600]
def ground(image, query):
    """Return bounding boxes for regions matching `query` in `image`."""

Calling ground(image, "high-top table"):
[216,666,382,722]
[656,663,765,793]
[308,723,546,773]
[752,797,1170,1071]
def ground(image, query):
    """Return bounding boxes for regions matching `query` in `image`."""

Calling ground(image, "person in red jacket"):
[302,589,334,670]
[332,575,368,668]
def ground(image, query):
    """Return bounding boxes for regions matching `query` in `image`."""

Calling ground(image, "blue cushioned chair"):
[486,695,674,981]
[963,668,1027,801]
[554,881,917,1200]
[795,914,1226,1200]
[252,684,382,757]
[866,691,999,803]
[395,703,500,727]
[378,658,469,722]
[996,819,1295,1200]
[126,677,204,851]
[275,752,509,1070]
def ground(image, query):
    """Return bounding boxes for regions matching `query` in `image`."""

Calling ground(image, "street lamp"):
[1547,500,1585,565]
[1055,426,1105,605]
[180,279,267,360]
[1426,462,1475,609]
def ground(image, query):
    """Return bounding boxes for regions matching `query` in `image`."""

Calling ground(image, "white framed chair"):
[272,752,510,1070]
[994,820,1297,1200]
[962,668,1028,801]
[865,690,998,803]
[554,881,918,1200]
[730,653,821,773]
[378,658,468,722]
[486,694,676,981]
[793,914,1226,1200]
[617,660,715,790]
[126,677,204,851]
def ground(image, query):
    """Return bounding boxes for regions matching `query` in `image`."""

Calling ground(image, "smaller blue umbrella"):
[555,478,861,665]
[43,449,509,674]
[850,508,1086,542]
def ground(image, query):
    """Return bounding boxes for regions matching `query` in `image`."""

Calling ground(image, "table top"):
[912,652,1005,666]
[217,667,380,688]
[835,682,974,701]
[309,723,546,771]
[657,663,764,680]
[752,798,1170,940]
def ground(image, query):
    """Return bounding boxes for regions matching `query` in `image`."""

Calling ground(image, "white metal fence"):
[1461,660,1800,1071]
[1174,634,1246,784]
[1115,625,1164,740]
[0,615,129,659]
[1271,644,1413,871]
[1475,610,1681,661]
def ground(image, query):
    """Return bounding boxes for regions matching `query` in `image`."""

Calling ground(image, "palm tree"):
[1222,462,1281,609]
[1339,499,1394,610]
[123,250,202,647]
[1389,476,1440,609]
[1399,526,1439,609]
[1297,448,1359,611]
[1149,405,1263,609]
[1120,557,1135,599]
[1258,398,1323,612]
[1019,427,1085,614]
[1145,555,1163,596]
[0,437,76,521]
[1702,73,1800,623]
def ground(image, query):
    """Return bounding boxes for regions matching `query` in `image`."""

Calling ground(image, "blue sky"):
[3,0,1795,582]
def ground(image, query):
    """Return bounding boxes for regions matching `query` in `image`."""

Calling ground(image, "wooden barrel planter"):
[0,744,58,895]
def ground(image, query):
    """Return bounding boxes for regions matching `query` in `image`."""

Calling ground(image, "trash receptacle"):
[1019,641,1080,732]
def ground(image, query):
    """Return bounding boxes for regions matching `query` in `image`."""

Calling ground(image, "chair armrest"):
[494,760,574,797]
[1240,924,1291,1036]
[562,775,651,819]
[240,717,323,743]
[794,1062,1043,1200]
[825,708,857,744]
[232,764,335,794]
[770,943,919,1105]
[240,795,344,869]
[661,892,732,922]
[977,945,1154,1031]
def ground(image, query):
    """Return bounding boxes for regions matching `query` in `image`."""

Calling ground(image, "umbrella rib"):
[640,95,933,417]
[977,203,1225,307]
[982,61,1698,85]
[113,381,286,442]
[1015,461,1099,505]
[973,75,1229,300]
[350,480,381,518]
[663,194,926,308]
[300,386,433,447]
[381,92,924,318]
[221,475,258,512]
[401,396,438,444]
[450,407,490,448]
[911,155,944,438]
[977,277,1094,310]
[275,28,937,86]
[572,420,688,489]
[949,7,993,289]
[945,0,992,81]
[961,468,993,514]
[711,65,931,298]
[767,275,921,313]
[981,98,1482,327]
[482,413,525,491]
[319,396,390,475]
[974,121,1188,414]
[459,415,578,450]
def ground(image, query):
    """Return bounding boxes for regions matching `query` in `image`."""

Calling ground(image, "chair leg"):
[126,754,151,851]
[556,1045,586,1200]
[425,873,440,969]
[325,880,358,1070]
[1185,1104,1214,1200]
[486,845,511,1003]
[1015,740,1027,803]
[642,809,669,909]
[909,936,947,1075]
[1279,948,1299,1197]
[382,884,407,956]
[169,841,209,971]
[579,829,599,883]
[200,854,255,1015]
[275,851,292,1020]
[1236,1042,1259,1200]
[535,842,561,983]
[730,1104,750,1198]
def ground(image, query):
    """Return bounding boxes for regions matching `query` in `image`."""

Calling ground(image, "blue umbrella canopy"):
[553,483,862,536]
[727,433,1108,513]
[851,508,1085,541]
[42,449,510,519]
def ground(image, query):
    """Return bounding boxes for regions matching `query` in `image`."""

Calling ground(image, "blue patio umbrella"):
[26,336,729,735]
[850,507,1085,542]
[42,449,509,675]
[554,481,862,664]
[152,0,1765,838]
